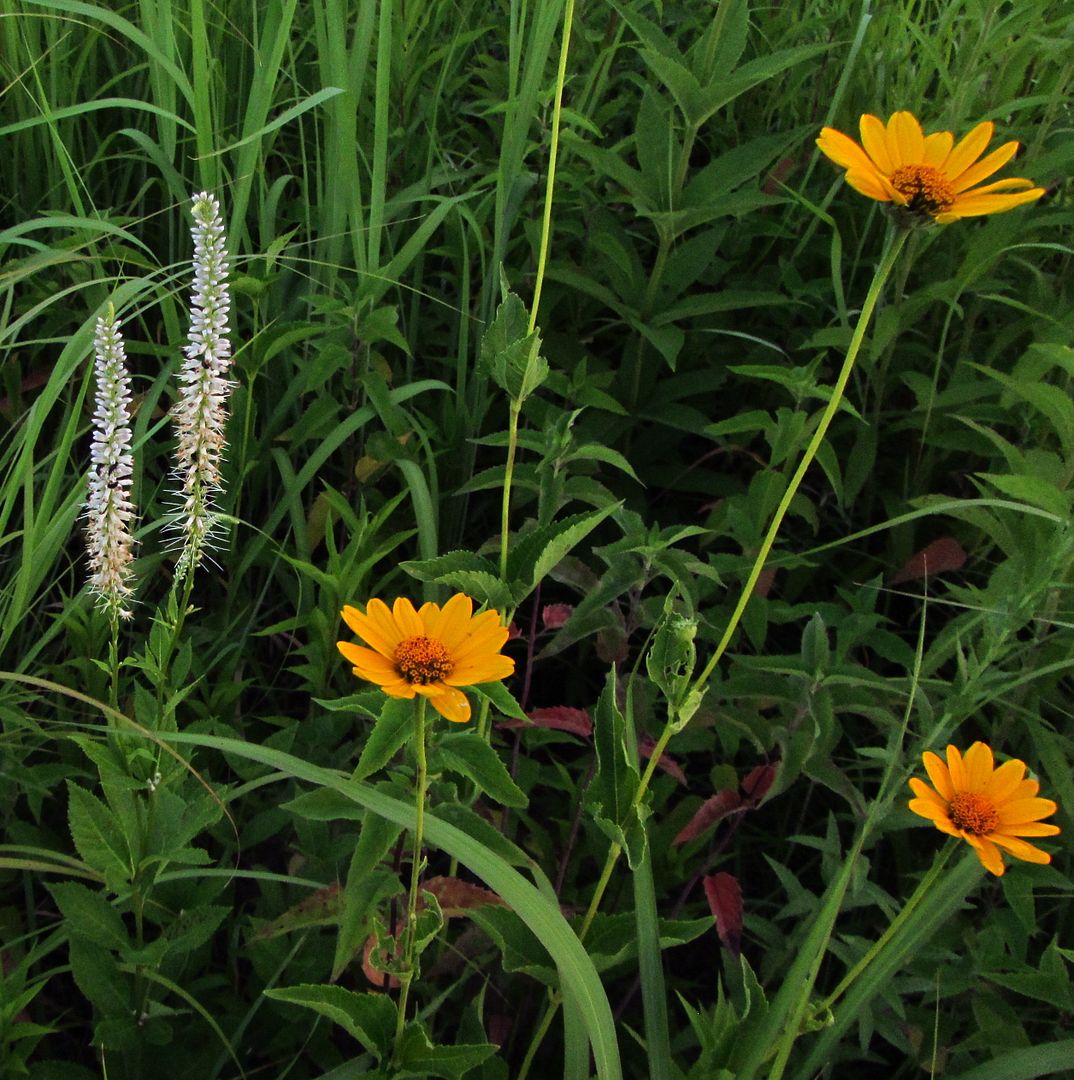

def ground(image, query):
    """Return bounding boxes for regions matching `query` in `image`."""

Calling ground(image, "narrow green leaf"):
[354,698,415,781]
[48,882,129,951]
[265,984,396,1059]
[437,731,527,809]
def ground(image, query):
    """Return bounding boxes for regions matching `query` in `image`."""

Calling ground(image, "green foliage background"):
[1,0,1072,1077]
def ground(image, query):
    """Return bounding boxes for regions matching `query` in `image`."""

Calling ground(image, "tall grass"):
[1,0,1072,1076]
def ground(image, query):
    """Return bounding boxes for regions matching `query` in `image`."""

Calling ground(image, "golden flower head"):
[817,111,1046,224]
[337,593,515,724]
[908,742,1060,876]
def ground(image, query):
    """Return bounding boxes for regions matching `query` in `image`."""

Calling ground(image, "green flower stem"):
[518,229,909,1077]
[499,398,522,582]
[393,696,429,1061]
[528,0,575,336]
[813,839,956,1019]
[692,226,909,697]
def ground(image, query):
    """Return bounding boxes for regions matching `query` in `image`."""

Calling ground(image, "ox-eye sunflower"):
[338,593,514,724]
[908,742,1060,876]
[817,111,1045,224]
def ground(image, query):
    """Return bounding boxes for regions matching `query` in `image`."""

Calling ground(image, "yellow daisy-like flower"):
[337,594,515,724]
[817,111,1046,224]
[908,742,1060,876]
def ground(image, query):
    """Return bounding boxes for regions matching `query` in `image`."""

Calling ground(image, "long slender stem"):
[393,696,429,1059]
[528,0,575,335]
[693,227,909,695]
[814,840,955,1018]
[518,228,910,1076]
[499,399,522,581]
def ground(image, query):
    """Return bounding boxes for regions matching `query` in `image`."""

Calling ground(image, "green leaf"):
[506,505,622,601]
[470,681,529,722]
[334,813,405,980]
[394,1023,498,1080]
[479,288,548,404]
[67,938,129,1017]
[143,729,624,1079]
[468,906,557,985]
[437,732,527,809]
[583,670,646,868]
[48,882,129,951]
[401,550,513,611]
[354,697,415,781]
[66,782,133,891]
[265,984,396,1059]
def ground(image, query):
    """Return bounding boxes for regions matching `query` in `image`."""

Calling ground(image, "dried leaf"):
[890,536,967,585]
[703,871,743,958]
[672,790,741,846]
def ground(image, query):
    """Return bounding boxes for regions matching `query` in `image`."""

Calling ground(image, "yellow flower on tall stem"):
[337,593,514,723]
[908,742,1060,876]
[817,111,1045,223]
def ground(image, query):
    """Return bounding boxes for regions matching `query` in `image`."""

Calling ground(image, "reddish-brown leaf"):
[890,536,967,585]
[498,706,592,738]
[703,872,743,958]
[753,567,778,598]
[638,734,687,785]
[422,875,505,917]
[672,790,742,846]
[741,763,778,806]
[541,603,573,630]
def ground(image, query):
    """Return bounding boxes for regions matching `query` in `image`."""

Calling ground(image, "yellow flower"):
[908,742,1060,876]
[817,111,1045,223]
[337,594,515,724]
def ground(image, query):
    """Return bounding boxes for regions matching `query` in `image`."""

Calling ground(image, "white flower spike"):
[171,191,232,575]
[84,305,137,620]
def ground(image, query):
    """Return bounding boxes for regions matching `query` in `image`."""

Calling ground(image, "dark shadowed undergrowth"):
[1,1,1072,1077]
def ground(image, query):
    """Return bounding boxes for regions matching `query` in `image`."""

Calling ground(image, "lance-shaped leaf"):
[478,287,548,405]
[583,669,646,868]
[265,984,396,1059]
[436,731,528,809]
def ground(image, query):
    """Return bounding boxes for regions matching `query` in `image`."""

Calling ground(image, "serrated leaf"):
[436,732,527,809]
[265,984,396,1058]
[506,504,621,601]
[66,782,133,890]
[394,1023,498,1080]
[468,906,557,985]
[584,670,646,868]
[334,814,405,979]
[470,681,528,722]
[354,698,416,782]
[479,291,547,403]
[400,552,513,610]
[48,882,129,951]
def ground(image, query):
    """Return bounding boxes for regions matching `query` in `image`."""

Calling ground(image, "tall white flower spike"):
[84,305,137,620]
[172,191,232,576]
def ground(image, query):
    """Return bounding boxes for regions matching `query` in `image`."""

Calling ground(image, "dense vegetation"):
[1,1,1072,1077]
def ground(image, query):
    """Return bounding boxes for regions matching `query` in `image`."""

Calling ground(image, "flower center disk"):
[394,635,454,685]
[948,791,999,835]
[890,164,955,215]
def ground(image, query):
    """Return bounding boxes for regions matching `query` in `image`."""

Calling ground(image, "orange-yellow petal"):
[963,742,994,791]
[341,603,400,659]
[942,120,994,180]
[886,111,925,168]
[337,640,398,681]
[447,654,516,686]
[982,758,1027,803]
[427,593,475,651]
[995,820,1061,838]
[908,796,950,822]
[392,596,424,637]
[859,114,895,173]
[989,834,1052,864]
[427,685,471,723]
[923,751,955,802]
[964,834,1005,876]
[940,188,1045,220]
[945,745,967,791]
[845,168,893,201]
[950,140,1019,193]
[923,130,954,166]
[996,797,1059,825]
[817,127,879,175]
